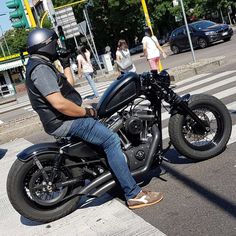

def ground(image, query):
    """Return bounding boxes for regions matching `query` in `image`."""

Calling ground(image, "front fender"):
[17,142,60,162]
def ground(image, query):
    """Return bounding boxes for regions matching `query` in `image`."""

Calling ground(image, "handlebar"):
[140,69,173,88]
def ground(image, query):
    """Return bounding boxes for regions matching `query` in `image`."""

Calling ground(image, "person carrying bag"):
[116,39,136,74]
[142,27,167,72]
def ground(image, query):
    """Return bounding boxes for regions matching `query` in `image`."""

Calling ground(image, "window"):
[191,20,215,30]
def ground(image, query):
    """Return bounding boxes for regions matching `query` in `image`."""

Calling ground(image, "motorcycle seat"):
[54,136,82,144]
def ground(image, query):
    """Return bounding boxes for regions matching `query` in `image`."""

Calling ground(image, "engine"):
[109,108,156,171]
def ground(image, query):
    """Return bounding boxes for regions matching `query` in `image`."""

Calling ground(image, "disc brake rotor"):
[183,109,217,145]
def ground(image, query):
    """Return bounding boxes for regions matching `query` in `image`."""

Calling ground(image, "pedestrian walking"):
[142,27,167,72]
[116,39,136,74]
[77,46,99,99]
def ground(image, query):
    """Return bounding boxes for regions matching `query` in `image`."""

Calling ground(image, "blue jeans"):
[67,118,141,200]
[84,73,99,98]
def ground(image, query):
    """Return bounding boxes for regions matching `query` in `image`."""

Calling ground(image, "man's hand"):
[58,48,71,69]
[85,108,97,118]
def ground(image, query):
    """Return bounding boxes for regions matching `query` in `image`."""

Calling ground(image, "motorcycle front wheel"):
[7,153,83,223]
[168,94,232,160]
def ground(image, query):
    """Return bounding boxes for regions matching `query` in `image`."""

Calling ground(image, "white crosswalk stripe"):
[0,120,3,125]
[190,75,236,95]
[174,73,211,86]
[175,70,236,93]
[21,71,236,147]
[1,71,236,235]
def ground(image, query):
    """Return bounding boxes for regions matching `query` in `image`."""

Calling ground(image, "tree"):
[0,28,32,57]
[51,0,235,54]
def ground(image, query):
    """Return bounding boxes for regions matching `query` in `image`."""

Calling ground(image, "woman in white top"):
[116,39,136,74]
[142,27,167,72]
[77,46,99,98]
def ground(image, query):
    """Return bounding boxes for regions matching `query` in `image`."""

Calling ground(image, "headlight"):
[205,31,217,36]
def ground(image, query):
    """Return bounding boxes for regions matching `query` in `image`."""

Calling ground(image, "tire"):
[223,37,231,42]
[7,154,82,223]
[198,37,208,49]
[171,45,180,54]
[168,94,232,161]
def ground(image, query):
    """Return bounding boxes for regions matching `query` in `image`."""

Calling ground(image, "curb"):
[168,56,225,82]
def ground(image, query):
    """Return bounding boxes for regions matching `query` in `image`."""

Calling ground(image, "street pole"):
[0,41,6,57]
[23,0,36,27]
[0,26,11,56]
[83,7,103,73]
[140,0,163,71]
[179,0,196,63]
[140,0,153,34]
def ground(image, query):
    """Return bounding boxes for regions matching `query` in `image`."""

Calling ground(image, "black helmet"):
[27,28,59,61]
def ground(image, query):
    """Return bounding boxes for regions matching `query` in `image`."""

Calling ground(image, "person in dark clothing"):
[25,28,163,209]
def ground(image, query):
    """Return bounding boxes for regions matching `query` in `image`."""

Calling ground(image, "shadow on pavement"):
[164,148,196,164]
[0,149,8,159]
[20,216,43,226]
[162,163,236,218]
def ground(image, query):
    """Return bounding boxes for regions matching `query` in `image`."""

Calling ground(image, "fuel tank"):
[97,72,141,118]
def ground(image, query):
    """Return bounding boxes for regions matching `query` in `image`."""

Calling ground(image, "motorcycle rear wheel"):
[168,94,232,160]
[7,153,82,223]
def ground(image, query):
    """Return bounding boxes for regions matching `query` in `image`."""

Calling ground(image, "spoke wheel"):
[182,108,222,151]
[7,154,83,223]
[29,167,68,206]
[169,94,232,160]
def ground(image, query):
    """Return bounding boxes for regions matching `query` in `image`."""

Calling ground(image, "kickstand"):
[158,166,167,182]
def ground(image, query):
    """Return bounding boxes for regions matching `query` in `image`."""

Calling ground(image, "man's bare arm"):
[64,67,75,86]
[46,92,86,117]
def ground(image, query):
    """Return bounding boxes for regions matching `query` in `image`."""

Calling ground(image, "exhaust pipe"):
[81,124,160,197]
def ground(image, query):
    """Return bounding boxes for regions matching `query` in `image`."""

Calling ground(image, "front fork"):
[165,90,210,133]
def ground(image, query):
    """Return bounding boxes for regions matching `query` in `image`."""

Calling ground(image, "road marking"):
[175,71,236,93]
[226,101,236,111]
[214,87,236,99]
[189,76,236,95]
[228,125,236,145]
[175,73,211,86]
[0,120,3,125]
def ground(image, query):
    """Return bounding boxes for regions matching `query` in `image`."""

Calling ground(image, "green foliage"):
[51,0,236,53]
[0,28,32,57]
[41,15,53,29]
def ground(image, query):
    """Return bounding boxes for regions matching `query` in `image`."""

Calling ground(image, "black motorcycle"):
[7,70,232,223]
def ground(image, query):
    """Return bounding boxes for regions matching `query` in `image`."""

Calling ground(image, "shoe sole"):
[128,195,164,209]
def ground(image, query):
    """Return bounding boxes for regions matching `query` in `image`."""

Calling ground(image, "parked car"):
[129,44,143,55]
[169,20,234,54]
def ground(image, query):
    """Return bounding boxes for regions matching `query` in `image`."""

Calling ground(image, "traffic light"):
[57,26,66,42]
[6,0,29,29]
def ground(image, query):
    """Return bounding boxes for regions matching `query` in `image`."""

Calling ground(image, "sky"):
[0,0,14,33]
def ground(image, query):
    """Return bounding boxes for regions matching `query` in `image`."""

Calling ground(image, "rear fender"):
[17,142,60,162]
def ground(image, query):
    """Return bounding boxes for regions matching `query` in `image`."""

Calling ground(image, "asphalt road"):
[7,62,235,236]
[1,33,236,125]
[134,32,236,73]
[1,34,236,235]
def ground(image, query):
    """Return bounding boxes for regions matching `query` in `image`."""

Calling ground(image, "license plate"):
[222,32,228,36]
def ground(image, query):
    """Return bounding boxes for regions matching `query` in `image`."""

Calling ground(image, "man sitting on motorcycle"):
[25,28,163,209]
